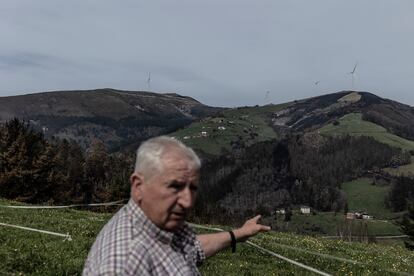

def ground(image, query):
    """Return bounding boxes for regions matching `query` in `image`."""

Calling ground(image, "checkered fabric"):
[83,199,205,275]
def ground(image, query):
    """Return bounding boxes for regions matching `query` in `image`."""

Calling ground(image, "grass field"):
[341,178,395,220]
[318,113,414,152]
[170,103,291,156]
[1,199,413,275]
[269,211,401,237]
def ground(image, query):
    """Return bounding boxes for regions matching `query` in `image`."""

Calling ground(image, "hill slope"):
[0,89,222,150]
[270,91,414,140]
[318,113,414,152]
[170,103,291,156]
[170,91,414,156]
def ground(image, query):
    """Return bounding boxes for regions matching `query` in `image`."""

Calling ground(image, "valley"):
[1,89,414,274]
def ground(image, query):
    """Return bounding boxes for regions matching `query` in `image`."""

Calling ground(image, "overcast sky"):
[1,1,414,107]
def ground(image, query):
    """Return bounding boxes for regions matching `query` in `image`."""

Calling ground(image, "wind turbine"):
[147,72,151,91]
[264,91,270,104]
[348,62,358,89]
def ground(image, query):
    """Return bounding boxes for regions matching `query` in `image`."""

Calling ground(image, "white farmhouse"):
[300,206,311,214]
[275,209,286,215]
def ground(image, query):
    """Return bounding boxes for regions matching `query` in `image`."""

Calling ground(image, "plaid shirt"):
[83,199,205,275]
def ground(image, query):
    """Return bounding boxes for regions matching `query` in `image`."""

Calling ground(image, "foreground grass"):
[1,199,413,275]
[0,199,111,275]
[199,230,414,275]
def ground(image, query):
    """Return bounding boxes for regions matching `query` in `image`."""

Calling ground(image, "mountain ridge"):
[0,88,223,150]
[1,89,414,153]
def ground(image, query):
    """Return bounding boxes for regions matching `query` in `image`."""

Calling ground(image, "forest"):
[0,119,133,204]
[194,133,409,224]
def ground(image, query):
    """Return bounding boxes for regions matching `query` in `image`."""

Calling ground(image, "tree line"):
[0,119,132,204]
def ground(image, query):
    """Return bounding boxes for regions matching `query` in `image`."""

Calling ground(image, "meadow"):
[1,199,413,275]
[169,103,290,156]
[269,211,401,238]
[341,178,395,219]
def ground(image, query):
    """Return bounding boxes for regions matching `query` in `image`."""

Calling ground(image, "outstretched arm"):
[196,215,270,258]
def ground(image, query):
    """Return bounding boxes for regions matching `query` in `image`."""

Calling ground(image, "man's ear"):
[130,172,145,204]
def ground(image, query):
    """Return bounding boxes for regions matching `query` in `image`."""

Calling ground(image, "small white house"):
[275,209,286,215]
[362,214,373,220]
[183,136,190,140]
[300,206,311,214]
[201,131,207,137]
[218,126,226,130]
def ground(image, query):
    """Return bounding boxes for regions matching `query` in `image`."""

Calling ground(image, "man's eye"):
[169,183,183,190]
[190,185,198,192]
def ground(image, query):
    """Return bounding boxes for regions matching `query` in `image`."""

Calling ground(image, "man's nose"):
[178,187,193,209]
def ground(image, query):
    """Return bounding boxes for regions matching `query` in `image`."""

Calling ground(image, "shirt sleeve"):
[194,236,206,266]
[179,223,206,267]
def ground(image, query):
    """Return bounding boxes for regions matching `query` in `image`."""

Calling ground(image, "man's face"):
[131,150,199,232]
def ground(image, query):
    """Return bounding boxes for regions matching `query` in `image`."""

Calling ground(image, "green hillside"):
[318,113,414,152]
[169,103,290,156]
[384,156,414,176]
[1,199,413,275]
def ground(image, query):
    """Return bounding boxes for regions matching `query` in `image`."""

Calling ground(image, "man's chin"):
[164,218,185,232]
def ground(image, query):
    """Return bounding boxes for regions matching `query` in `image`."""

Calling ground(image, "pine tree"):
[0,118,55,202]
[83,139,108,202]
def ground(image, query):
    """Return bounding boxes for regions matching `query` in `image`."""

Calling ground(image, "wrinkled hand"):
[234,215,271,242]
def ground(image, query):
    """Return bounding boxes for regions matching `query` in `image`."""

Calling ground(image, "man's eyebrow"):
[167,180,185,186]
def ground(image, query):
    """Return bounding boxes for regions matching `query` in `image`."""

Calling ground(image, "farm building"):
[346,212,355,220]
[300,206,311,214]
[275,209,286,215]
[362,214,373,220]
[348,212,373,220]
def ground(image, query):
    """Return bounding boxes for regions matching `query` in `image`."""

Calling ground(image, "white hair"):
[134,136,201,179]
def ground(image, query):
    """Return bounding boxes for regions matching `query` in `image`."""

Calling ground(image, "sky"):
[1,0,414,107]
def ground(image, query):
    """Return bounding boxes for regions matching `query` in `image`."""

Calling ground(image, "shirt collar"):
[127,199,176,244]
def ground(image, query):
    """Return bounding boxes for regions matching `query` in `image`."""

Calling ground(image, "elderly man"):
[83,136,270,275]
